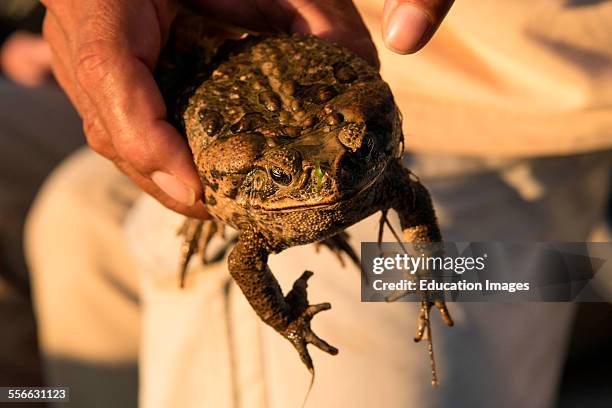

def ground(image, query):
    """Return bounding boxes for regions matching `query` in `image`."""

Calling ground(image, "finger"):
[286,0,379,67]
[73,1,203,209]
[0,32,52,87]
[77,48,206,211]
[27,35,52,67]
[43,13,81,113]
[382,0,454,54]
[51,49,120,162]
[44,13,117,159]
[55,62,206,219]
[49,51,80,112]
[44,1,207,217]
[188,0,379,67]
[51,53,122,161]
[113,156,210,219]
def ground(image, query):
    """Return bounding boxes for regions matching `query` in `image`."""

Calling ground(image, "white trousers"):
[25,146,611,408]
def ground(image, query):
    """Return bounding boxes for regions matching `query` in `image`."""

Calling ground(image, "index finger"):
[73,1,206,212]
[382,0,455,54]
[285,0,380,68]
[186,0,380,67]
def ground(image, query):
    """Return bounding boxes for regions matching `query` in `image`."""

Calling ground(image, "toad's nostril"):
[252,171,266,190]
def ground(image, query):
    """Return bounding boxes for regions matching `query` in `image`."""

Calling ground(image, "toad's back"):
[181,34,402,232]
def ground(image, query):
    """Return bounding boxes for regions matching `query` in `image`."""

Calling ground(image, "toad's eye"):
[269,167,292,185]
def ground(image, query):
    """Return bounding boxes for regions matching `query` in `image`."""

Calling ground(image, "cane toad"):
[160,25,453,385]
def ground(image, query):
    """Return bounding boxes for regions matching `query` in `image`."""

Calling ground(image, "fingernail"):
[384,3,431,54]
[152,171,196,206]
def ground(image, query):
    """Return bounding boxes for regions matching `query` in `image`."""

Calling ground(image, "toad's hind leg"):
[387,162,454,385]
[177,217,226,287]
[228,228,338,374]
[315,231,371,284]
[314,231,360,269]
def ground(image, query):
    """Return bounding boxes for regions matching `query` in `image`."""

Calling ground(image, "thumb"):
[382,0,454,54]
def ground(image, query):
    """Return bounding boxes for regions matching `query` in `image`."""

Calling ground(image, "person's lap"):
[26,149,141,408]
[25,147,612,407]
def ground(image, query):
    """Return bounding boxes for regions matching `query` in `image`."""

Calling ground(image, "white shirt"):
[356,0,612,156]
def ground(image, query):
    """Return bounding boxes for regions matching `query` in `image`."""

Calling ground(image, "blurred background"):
[0,0,83,398]
[0,1,611,407]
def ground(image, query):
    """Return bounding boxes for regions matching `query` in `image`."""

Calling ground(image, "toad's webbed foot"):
[283,271,339,373]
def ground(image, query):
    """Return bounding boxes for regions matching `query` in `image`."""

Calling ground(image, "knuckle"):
[83,120,111,157]
[86,138,110,157]
[114,137,152,172]
[73,40,114,90]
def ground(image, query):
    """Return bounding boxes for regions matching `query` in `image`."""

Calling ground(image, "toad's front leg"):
[227,228,338,373]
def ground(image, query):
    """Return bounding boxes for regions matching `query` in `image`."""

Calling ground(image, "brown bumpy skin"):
[159,15,453,384]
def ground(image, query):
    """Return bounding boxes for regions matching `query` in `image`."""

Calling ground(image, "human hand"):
[40,0,451,219]
[1,31,52,87]
[42,0,210,218]
[382,0,455,54]
[186,0,455,57]
[41,0,378,218]
[187,0,455,56]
